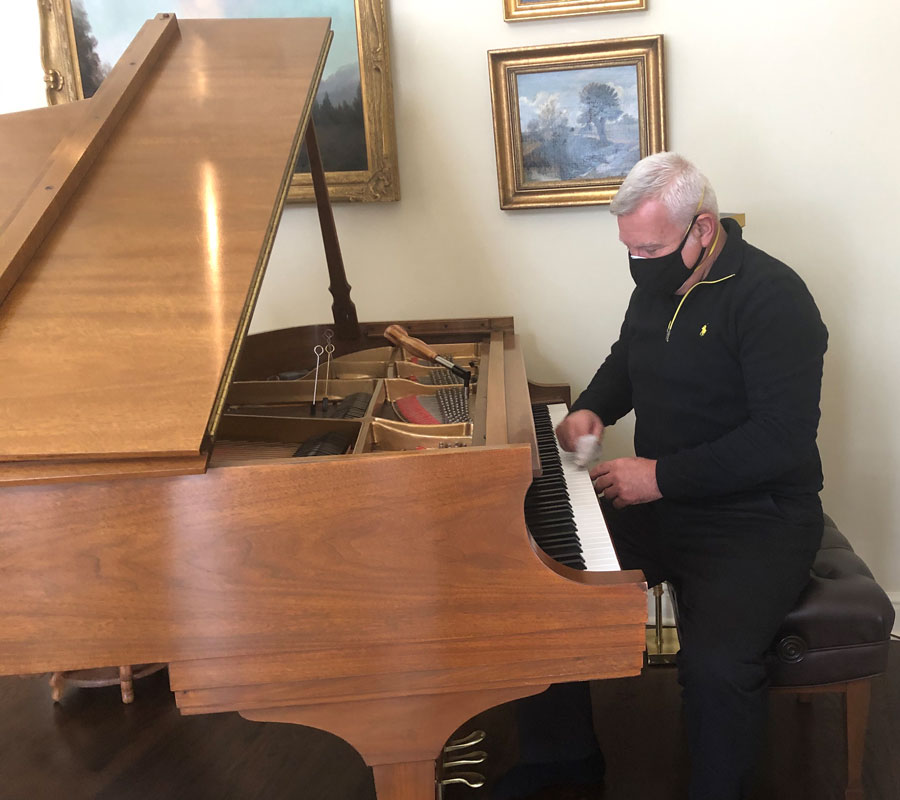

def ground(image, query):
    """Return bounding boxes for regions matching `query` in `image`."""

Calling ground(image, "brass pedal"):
[440,772,485,789]
[438,730,488,796]
[443,729,485,753]
[443,750,486,769]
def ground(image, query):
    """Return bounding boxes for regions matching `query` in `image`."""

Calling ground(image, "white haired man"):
[496,153,828,800]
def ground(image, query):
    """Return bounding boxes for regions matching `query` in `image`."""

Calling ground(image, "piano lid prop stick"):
[310,345,323,415]
[383,325,472,388]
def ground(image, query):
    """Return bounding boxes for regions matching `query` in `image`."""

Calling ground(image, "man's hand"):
[555,409,604,452]
[590,457,661,508]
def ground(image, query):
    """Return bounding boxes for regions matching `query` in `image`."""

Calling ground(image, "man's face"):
[617,198,701,265]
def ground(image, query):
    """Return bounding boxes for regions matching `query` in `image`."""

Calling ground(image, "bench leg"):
[845,678,871,800]
[119,665,134,704]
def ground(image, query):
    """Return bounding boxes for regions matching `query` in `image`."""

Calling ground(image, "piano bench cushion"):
[764,514,896,687]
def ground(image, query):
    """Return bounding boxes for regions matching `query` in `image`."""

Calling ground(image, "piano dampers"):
[293,430,355,458]
[326,392,372,419]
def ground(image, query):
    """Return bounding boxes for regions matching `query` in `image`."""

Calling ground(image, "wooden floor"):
[1,643,897,800]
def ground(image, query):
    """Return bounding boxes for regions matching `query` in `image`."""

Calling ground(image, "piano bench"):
[665,513,894,800]
[763,513,895,800]
[48,663,166,704]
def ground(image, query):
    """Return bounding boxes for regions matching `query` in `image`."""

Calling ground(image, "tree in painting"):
[577,82,621,147]
[71,0,109,97]
[296,81,368,173]
[523,97,572,179]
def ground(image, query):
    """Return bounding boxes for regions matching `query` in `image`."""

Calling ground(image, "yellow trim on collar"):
[666,274,736,342]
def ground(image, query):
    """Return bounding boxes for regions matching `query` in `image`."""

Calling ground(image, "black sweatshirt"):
[571,218,828,502]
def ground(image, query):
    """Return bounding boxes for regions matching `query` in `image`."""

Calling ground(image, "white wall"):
[4,1,899,606]
[0,2,46,113]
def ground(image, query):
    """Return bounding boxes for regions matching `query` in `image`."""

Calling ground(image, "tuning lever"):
[383,325,472,387]
[383,324,439,361]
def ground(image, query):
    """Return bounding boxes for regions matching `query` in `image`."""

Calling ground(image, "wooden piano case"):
[0,15,646,800]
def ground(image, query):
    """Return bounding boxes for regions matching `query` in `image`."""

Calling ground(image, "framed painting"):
[37,0,399,203]
[504,0,646,22]
[488,36,665,210]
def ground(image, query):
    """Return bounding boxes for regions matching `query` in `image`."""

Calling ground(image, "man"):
[496,153,828,800]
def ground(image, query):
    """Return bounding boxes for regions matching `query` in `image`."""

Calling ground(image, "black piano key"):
[524,403,586,571]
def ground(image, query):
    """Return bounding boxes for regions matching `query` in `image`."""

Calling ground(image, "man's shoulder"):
[732,239,827,341]
[735,239,816,301]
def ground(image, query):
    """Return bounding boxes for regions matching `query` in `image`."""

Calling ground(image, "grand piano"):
[0,15,646,799]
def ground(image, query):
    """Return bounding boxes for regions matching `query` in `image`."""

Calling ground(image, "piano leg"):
[239,685,549,800]
[372,761,436,800]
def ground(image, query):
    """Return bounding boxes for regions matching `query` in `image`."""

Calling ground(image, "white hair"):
[610,152,718,227]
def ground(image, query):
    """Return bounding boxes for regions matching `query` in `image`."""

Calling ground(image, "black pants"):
[513,493,823,800]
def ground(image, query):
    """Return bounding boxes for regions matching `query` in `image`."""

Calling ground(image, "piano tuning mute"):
[323,342,334,412]
[320,329,335,413]
[310,345,324,415]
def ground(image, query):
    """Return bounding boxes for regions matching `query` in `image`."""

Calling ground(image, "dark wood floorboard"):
[0,643,896,800]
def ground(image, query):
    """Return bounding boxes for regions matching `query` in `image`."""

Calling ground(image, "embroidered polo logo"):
[699,324,708,337]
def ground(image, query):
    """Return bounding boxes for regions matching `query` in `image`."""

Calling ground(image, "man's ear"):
[695,213,718,246]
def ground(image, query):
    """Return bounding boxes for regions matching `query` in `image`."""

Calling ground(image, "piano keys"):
[527,403,620,572]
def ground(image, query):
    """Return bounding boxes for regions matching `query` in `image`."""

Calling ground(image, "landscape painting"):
[488,36,665,209]
[38,0,400,202]
[517,64,641,184]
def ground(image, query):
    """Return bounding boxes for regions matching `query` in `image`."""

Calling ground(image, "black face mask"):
[629,215,702,295]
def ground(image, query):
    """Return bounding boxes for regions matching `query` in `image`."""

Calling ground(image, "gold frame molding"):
[488,36,665,210]
[504,0,646,22]
[37,0,399,204]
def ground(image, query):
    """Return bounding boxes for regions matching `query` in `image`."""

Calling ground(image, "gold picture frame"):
[37,0,399,204]
[504,0,646,22]
[488,36,665,210]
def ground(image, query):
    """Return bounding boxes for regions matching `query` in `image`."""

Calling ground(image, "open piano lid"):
[0,15,331,479]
